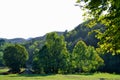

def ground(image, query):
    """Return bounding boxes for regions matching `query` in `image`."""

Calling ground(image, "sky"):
[0,0,84,39]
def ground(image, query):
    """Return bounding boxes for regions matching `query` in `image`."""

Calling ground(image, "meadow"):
[0,68,120,80]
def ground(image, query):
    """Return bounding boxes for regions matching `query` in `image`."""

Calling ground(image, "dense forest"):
[0,0,120,74]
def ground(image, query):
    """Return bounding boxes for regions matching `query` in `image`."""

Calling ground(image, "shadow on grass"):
[71,73,94,76]
[9,73,94,78]
[80,73,94,75]
[10,73,94,77]
[10,73,56,77]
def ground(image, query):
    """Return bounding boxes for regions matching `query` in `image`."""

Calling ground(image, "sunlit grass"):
[0,67,9,73]
[0,68,120,80]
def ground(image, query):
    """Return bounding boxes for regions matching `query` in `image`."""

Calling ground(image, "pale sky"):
[0,0,84,39]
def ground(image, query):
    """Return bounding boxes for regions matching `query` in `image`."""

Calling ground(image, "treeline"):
[0,22,120,74]
[32,32,103,74]
[0,32,103,74]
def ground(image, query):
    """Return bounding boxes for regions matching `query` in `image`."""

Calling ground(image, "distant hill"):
[0,38,26,44]
[26,31,64,42]
[0,31,64,44]
[64,21,105,52]
[8,38,26,43]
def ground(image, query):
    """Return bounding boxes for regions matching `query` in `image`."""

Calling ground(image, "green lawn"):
[0,68,120,80]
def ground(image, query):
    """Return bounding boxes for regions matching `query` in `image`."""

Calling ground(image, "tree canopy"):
[33,32,69,74]
[76,0,120,54]
[72,40,103,72]
[3,44,28,73]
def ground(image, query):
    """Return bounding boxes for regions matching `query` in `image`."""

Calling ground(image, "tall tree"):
[33,32,69,74]
[3,44,28,73]
[72,40,103,72]
[0,41,12,66]
[0,39,5,66]
[76,0,120,54]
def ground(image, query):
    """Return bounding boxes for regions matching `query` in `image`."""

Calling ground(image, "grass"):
[0,68,120,80]
[0,67,9,73]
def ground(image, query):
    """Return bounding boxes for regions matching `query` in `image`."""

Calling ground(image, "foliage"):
[0,52,3,66]
[3,44,28,73]
[72,40,103,72]
[0,39,6,66]
[33,32,69,74]
[76,0,120,54]
[64,22,105,52]
[0,40,12,66]
[23,40,44,66]
[99,53,120,73]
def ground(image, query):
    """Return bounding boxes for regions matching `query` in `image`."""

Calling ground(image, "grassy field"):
[0,68,120,80]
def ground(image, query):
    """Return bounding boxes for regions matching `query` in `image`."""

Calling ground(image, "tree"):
[99,53,120,73]
[0,41,12,66]
[0,39,5,66]
[72,40,103,72]
[76,0,120,54]
[32,45,50,74]
[3,44,28,73]
[33,32,69,74]
[0,52,3,66]
[23,37,45,65]
[72,40,87,72]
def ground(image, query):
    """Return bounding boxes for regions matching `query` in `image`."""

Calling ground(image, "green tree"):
[76,0,120,54]
[85,46,104,72]
[32,45,50,74]
[99,53,120,73]
[0,39,5,66]
[72,40,103,72]
[0,41,12,66]
[3,44,28,73]
[0,52,3,66]
[33,32,69,74]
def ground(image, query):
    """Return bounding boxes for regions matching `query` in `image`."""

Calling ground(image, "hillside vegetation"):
[0,21,120,74]
[0,0,120,75]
